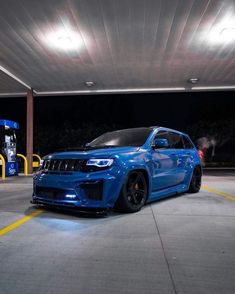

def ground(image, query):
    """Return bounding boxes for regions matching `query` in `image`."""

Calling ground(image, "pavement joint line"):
[153,213,235,217]
[150,205,178,294]
[0,209,44,237]
[202,185,235,201]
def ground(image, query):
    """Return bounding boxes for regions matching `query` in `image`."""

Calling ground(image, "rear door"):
[181,135,195,177]
[167,132,186,185]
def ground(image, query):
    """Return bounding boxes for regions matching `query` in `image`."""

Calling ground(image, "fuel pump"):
[0,119,19,176]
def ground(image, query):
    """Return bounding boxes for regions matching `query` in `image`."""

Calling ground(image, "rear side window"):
[183,136,194,149]
[168,132,184,149]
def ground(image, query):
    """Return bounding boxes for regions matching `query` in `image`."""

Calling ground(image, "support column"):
[26,88,33,174]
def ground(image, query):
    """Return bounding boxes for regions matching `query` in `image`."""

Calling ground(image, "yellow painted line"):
[202,185,235,201]
[0,209,44,237]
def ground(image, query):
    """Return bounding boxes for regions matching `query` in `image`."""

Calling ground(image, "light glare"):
[57,36,73,50]
[220,28,235,42]
[207,11,235,45]
[47,29,83,51]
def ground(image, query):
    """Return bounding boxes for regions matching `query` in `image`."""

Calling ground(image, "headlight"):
[86,159,114,167]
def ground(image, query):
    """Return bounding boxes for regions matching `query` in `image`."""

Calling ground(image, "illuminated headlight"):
[39,160,44,167]
[86,159,114,167]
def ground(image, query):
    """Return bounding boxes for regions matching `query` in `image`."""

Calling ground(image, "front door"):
[151,131,179,192]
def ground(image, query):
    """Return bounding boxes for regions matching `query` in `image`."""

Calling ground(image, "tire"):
[115,171,148,213]
[188,167,202,193]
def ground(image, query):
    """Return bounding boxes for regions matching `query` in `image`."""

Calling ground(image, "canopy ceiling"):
[0,0,234,96]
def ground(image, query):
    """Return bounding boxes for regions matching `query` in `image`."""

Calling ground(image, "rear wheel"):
[188,167,202,193]
[115,171,148,213]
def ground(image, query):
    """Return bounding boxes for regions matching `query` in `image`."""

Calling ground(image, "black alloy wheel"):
[115,171,148,213]
[188,167,202,193]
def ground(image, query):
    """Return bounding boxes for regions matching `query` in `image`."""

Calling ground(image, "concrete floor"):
[0,170,235,294]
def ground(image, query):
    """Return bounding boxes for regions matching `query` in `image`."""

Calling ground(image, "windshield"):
[88,128,153,148]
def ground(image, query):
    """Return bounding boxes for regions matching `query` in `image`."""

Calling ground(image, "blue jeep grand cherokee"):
[32,127,202,213]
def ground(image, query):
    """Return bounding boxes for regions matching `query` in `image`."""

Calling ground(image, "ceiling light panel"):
[207,11,235,45]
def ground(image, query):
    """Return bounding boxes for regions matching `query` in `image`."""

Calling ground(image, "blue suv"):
[32,127,202,213]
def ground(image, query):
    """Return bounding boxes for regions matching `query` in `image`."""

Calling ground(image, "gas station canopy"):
[0,0,234,97]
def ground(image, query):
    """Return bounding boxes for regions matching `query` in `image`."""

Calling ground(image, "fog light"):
[65,194,77,199]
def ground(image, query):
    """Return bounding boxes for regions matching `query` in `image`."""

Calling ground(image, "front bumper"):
[32,168,125,210]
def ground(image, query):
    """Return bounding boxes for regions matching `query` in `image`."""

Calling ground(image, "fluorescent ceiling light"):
[84,81,95,87]
[0,65,31,89]
[46,29,83,51]
[36,87,186,96]
[188,78,199,84]
[57,36,74,50]
[220,28,235,42]
[207,11,235,45]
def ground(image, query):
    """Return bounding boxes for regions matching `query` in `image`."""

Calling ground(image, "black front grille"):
[35,186,77,200]
[42,159,85,172]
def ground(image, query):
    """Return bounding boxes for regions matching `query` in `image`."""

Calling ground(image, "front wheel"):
[188,167,202,193]
[115,171,148,213]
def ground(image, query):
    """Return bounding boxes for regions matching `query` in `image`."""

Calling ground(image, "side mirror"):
[153,138,169,149]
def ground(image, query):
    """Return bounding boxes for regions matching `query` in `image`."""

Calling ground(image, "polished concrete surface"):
[0,171,235,294]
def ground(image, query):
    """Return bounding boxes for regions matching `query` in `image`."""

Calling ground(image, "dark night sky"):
[1,91,235,133]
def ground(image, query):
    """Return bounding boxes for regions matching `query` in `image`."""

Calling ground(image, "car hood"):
[43,146,140,160]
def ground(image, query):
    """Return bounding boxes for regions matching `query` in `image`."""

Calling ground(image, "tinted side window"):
[183,136,194,149]
[168,132,184,149]
[154,130,169,140]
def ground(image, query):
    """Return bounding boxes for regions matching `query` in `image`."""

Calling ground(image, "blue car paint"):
[32,127,201,210]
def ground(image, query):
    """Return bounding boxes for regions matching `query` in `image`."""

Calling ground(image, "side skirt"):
[146,183,189,203]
